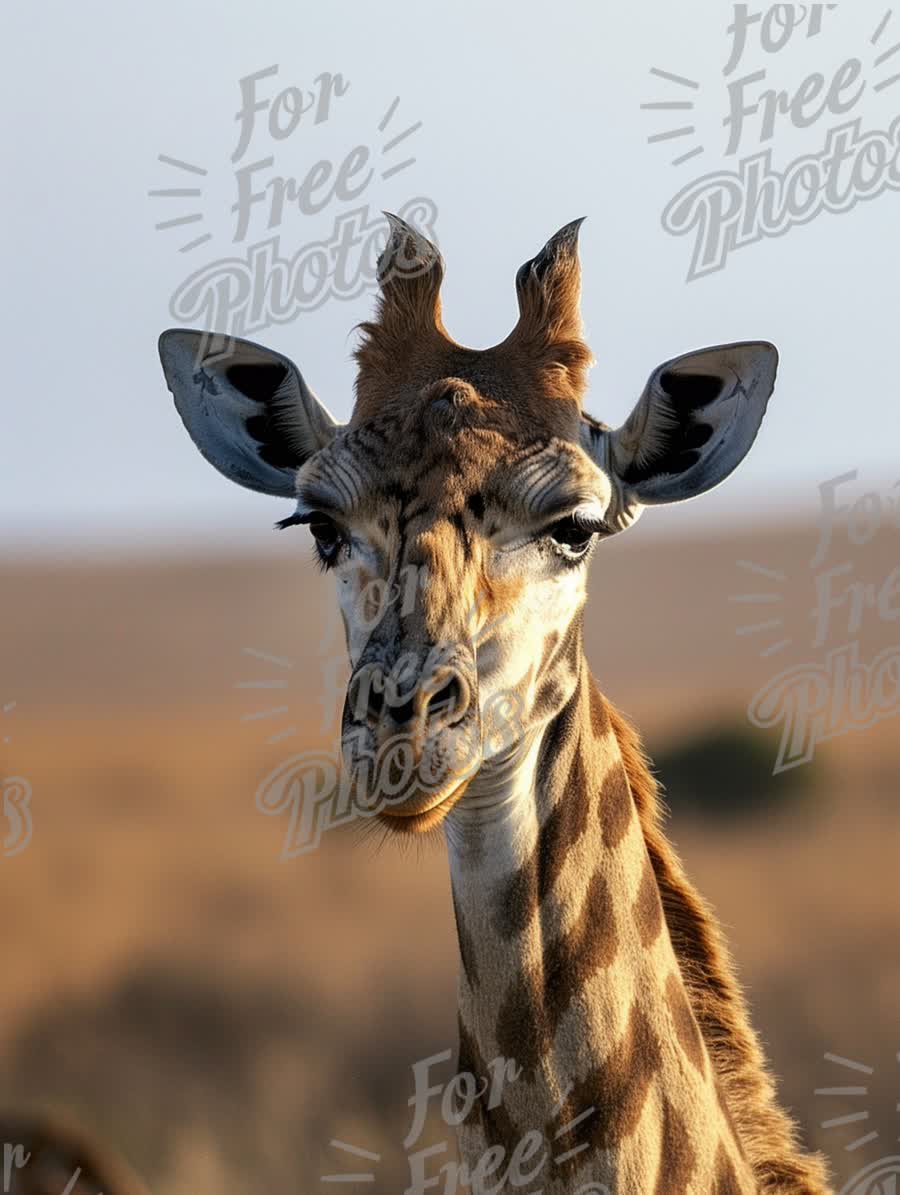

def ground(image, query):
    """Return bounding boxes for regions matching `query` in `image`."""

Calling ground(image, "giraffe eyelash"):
[311,545,340,573]
[540,513,608,558]
[275,510,349,571]
[274,513,309,531]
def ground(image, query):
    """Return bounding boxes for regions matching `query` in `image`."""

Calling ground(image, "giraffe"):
[158,217,833,1194]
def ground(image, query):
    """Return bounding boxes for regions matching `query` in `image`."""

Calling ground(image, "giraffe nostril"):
[391,694,417,726]
[351,663,472,733]
[424,671,469,728]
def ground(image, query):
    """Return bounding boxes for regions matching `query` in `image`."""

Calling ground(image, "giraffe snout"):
[342,650,481,829]
[346,660,473,739]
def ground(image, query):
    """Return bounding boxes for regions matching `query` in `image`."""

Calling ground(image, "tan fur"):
[605,702,831,1194]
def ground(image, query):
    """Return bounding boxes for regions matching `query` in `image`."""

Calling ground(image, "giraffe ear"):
[582,342,778,531]
[158,329,342,497]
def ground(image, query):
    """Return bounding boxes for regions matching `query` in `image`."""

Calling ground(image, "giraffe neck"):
[445,662,752,1193]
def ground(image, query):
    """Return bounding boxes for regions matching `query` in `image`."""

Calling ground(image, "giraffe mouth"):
[377,779,471,834]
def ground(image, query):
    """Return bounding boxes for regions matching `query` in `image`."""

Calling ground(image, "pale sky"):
[4,0,899,555]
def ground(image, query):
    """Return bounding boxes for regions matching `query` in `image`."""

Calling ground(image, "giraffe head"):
[159,217,777,833]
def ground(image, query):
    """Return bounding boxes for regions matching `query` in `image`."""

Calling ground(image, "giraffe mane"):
[603,695,832,1195]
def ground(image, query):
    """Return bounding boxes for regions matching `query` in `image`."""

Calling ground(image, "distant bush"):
[651,720,821,823]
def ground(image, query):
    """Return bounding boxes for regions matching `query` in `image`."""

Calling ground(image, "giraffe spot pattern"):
[710,1143,745,1194]
[456,1014,523,1157]
[654,1097,697,1194]
[494,961,547,1077]
[665,972,708,1079]
[599,763,634,848]
[493,688,586,942]
[533,738,591,904]
[633,853,665,948]
[537,683,581,776]
[563,999,663,1154]
[493,852,540,943]
[533,673,566,721]
[495,871,618,1080]
[588,679,611,737]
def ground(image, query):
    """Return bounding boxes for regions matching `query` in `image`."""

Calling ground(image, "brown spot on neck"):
[655,1098,697,1194]
[711,1143,747,1194]
[456,1014,522,1157]
[633,853,665,948]
[665,971,708,1079]
[495,871,618,1080]
[599,763,634,848]
[562,999,663,1155]
[493,688,588,943]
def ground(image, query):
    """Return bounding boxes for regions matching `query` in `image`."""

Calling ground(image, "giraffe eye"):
[308,513,345,563]
[547,515,600,559]
[274,510,347,569]
[308,513,338,543]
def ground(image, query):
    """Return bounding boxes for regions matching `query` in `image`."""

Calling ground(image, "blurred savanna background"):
[2,511,899,1192]
[4,0,900,1190]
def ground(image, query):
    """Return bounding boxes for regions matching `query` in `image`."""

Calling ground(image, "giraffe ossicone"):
[159,216,832,1193]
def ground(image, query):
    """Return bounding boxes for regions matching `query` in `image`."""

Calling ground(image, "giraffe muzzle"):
[342,654,481,828]
[348,662,470,735]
